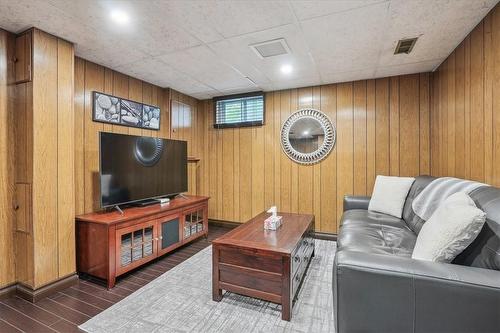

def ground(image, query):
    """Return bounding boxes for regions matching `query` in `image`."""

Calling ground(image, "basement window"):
[213,92,265,128]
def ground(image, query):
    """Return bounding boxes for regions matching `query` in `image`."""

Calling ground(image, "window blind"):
[213,93,265,128]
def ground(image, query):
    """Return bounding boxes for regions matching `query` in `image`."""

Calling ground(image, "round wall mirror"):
[281,109,335,165]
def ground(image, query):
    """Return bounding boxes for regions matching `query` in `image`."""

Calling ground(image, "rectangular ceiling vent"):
[394,37,418,55]
[250,38,291,59]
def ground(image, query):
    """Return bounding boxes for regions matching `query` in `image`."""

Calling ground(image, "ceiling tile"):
[148,1,224,44]
[291,0,387,21]
[191,0,295,38]
[207,23,318,88]
[158,45,255,91]
[377,0,497,68]
[114,56,214,96]
[301,2,390,74]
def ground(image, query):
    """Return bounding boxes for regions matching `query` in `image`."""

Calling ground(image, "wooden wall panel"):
[431,5,500,186]
[389,77,400,176]
[375,78,390,177]
[74,58,85,216]
[419,73,430,175]
[56,39,75,278]
[32,30,59,286]
[399,74,420,176]
[200,74,430,233]
[366,80,376,192]
[336,83,354,227]
[0,29,16,288]
[493,6,500,186]
[470,23,484,182]
[353,81,367,195]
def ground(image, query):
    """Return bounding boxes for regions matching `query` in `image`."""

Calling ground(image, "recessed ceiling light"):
[281,64,293,74]
[302,130,309,136]
[111,10,130,24]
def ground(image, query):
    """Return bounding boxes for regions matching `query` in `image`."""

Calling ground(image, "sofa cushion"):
[412,192,486,263]
[401,175,436,234]
[368,176,415,218]
[454,186,500,271]
[340,209,408,229]
[338,210,416,257]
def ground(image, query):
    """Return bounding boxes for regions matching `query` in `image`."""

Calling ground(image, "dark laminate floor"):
[0,225,233,333]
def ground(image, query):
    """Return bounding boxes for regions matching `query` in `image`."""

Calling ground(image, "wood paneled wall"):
[75,57,170,215]
[170,90,204,195]
[0,29,16,288]
[198,74,430,233]
[74,60,201,215]
[430,5,500,187]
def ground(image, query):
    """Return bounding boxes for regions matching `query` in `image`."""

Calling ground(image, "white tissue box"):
[264,216,282,230]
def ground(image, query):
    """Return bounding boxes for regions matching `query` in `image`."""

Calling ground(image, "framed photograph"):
[92,92,121,124]
[92,91,161,130]
[142,104,161,130]
[120,99,143,128]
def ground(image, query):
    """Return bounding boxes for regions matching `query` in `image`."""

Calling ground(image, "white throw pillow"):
[368,175,415,218]
[412,192,486,263]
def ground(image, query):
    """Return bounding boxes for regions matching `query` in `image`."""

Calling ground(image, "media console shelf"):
[76,195,209,288]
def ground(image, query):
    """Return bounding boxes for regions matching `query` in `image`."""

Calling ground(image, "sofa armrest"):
[333,250,500,333]
[343,195,370,212]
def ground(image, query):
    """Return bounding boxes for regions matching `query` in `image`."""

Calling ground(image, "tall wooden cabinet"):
[12,28,76,294]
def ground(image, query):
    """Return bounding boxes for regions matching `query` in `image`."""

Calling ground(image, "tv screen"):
[99,132,187,208]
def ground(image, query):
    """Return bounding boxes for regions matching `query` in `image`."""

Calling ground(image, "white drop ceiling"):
[0,0,497,99]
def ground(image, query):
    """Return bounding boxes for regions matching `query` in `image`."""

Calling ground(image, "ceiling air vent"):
[250,38,291,59]
[394,37,418,55]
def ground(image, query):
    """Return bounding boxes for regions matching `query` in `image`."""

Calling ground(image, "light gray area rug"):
[80,240,336,333]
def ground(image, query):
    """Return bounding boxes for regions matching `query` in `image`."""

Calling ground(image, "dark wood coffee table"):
[212,212,314,321]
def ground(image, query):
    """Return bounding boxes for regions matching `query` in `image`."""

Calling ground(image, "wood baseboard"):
[0,283,17,301]
[208,219,241,229]
[313,232,337,241]
[16,273,78,302]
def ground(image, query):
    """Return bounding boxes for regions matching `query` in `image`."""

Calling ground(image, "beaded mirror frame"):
[280,108,336,165]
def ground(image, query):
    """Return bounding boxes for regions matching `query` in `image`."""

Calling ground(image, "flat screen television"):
[99,132,187,208]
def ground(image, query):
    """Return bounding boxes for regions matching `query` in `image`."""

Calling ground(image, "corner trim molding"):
[15,273,78,302]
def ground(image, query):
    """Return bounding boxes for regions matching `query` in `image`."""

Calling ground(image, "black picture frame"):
[92,91,121,124]
[142,103,161,130]
[92,91,161,131]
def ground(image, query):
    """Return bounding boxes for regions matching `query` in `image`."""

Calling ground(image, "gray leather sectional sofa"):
[333,176,500,333]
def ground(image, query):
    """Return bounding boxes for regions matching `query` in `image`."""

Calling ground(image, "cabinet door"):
[182,204,207,241]
[116,221,157,275]
[157,215,181,256]
[14,31,32,83]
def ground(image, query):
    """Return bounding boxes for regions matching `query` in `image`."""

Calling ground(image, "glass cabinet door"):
[183,208,205,239]
[118,223,156,270]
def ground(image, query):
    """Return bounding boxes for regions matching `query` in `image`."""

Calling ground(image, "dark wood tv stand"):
[76,195,209,288]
